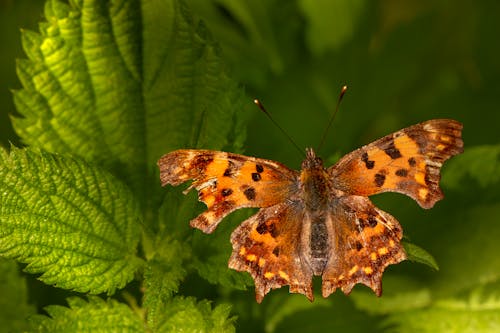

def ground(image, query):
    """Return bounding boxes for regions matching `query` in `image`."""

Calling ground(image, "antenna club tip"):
[339,85,348,101]
[253,99,260,105]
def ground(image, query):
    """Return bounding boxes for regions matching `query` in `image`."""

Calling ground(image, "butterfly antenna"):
[317,85,348,151]
[254,99,304,156]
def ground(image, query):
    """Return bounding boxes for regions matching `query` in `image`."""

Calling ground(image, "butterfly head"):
[302,148,325,170]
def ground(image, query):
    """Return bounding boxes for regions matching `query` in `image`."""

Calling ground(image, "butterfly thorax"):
[300,148,342,210]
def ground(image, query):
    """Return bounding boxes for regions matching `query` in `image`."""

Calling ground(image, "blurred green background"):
[3,0,499,155]
[1,0,499,331]
[1,0,45,146]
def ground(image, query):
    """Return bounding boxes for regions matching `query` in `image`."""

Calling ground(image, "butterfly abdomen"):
[299,149,336,275]
[308,215,330,275]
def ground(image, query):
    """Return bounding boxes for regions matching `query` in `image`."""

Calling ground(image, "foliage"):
[0,0,499,332]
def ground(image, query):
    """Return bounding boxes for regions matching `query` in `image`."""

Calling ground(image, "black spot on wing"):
[221,188,233,197]
[223,161,237,177]
[374,173,386,187]
[361,152,375,169]
[243,187,256,200]
[395,169,408,177]
[384,139,402,159]
[256,222,279,237]
[192,155,214,171]
[367,216,378,227]
[256,223,267,234]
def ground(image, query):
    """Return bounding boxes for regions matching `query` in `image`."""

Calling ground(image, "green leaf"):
[385,289,500,333]
[156,297,235,333]
[0,258,36,332]
[28,297,145,332]
[158,188,253,292]
[403,241,439,271]
[142,0,249,155]
[143,238,190,329]
[13,0,145,193]
[13,0,249,202]
[190,209,254,291]
[188,0,303,86]
[0,147,144,294]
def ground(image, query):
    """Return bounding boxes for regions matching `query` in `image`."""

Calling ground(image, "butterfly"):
[158,119,463,302]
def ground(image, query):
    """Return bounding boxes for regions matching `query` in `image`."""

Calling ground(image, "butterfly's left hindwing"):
[158,149,298,233]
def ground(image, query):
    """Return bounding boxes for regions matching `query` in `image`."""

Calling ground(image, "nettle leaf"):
[188,0,304,86]
[13,0,249,202]
[0,258,36,332]
[190,209,254,291]
[157,181,253,292]
[156,297,235,333]
[12,0,249,300]
[143,238,190,328]
[13,0,145,195]
[28,297,145,332]
[142,0,249,157]
[0,147,143,294]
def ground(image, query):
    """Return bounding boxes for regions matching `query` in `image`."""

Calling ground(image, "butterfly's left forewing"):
[329,119,463,208]
[158,149,298,233]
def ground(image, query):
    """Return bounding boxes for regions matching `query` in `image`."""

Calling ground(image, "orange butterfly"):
[158,119,463,302]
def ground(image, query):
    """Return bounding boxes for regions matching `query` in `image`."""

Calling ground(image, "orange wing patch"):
[330,119,463,208]
[158,149,298,233]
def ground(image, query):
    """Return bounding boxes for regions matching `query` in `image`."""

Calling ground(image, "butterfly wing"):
[322,195,406,297]
[329,119,463,208]
[158,149,299,233]
[229,202,314,303]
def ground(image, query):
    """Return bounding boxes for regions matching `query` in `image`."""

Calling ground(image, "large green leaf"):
[0,147,143,294]
[12,0,248,201]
